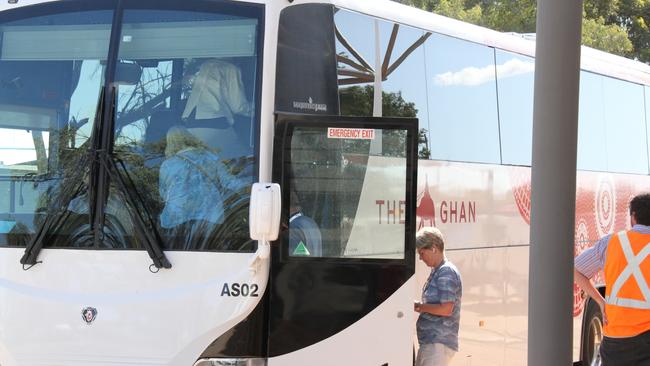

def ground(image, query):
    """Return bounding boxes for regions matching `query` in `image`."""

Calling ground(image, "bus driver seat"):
[181,59,252,160]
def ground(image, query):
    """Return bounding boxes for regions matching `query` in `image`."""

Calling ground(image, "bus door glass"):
[268,114,417,365]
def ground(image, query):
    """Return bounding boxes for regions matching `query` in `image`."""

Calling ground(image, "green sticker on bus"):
[293,241,311,256]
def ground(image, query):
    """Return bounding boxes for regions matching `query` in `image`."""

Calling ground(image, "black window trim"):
[272,113,418,266]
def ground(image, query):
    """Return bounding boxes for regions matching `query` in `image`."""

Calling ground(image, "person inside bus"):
[288,189,322,257]
[159,125,244,249]
[574,193,650,365]
[414,227,462,366]
[181,58,252,161]
[182,58,252,125]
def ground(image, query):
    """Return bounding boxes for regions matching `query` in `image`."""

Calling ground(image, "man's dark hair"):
[630,193,650,226]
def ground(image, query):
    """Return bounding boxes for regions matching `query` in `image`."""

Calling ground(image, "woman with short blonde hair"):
[414,226,462,366]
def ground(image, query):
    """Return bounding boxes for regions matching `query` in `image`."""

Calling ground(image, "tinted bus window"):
[496,51,534,166]
[577,71,608,172]
[424,34,500,164]
[602,76,647,174]
[334,9,430,158]
[578,72,648,174]
[379,23,429,158]
[110,6,261,251]
[0,9,112,247]
[288,125,408,259]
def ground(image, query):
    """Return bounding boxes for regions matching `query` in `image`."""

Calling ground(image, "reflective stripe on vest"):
[605,231,650,309]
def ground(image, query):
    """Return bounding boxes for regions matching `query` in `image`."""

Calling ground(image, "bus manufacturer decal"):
[82,307,97,325]
[292,97,327,112]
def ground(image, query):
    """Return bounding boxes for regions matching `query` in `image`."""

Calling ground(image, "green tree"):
[616,0,650,62]
[396,0,640,61]
[402,0,483,23]
[583,16,633,56]
[340,85,417,118]
[339,85,430,158]
[481,0,536,33]
[584,0,619,19]
[435,0,483,24]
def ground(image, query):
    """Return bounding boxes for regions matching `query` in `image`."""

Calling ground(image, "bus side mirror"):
[249,183,281,241]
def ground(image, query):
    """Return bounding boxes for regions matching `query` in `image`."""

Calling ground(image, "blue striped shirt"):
[416,259,462,351]
[574,224,650,278]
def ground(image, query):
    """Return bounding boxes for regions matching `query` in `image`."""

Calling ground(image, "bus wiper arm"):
[97,153,171,270]
[20,152,91,268]
[99,85,170,270]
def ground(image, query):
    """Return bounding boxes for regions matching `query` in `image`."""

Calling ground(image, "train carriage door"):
[268,113,418,366]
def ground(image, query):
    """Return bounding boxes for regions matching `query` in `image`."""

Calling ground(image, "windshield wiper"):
[21,87,105,268]
[99,152,171,270]
[96,87,172,272]
[21,87,171,270]
[20,152,91,268]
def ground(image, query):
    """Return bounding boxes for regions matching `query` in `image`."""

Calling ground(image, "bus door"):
[268,114,418,366]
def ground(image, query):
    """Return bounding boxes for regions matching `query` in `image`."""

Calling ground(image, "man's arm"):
[415,266,460,317]
[574,235,609,324]
[574,268,607,324]
[414,302,454,317]
[574,269,605,307]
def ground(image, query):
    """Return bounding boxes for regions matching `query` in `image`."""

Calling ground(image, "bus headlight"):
[193,358,266,366]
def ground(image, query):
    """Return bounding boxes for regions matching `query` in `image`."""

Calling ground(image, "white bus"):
[0,0,648,365]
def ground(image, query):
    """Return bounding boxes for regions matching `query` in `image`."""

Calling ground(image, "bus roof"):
[329,0,650,86]
[2,0,650,85]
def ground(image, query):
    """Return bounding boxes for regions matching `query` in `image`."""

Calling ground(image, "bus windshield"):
[0,4,261,253]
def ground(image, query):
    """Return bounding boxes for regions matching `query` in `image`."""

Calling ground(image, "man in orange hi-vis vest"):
[575,193,650,365]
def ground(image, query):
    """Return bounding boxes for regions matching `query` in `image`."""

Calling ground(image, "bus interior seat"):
[186,123,247,161]
[180,58,253,161]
